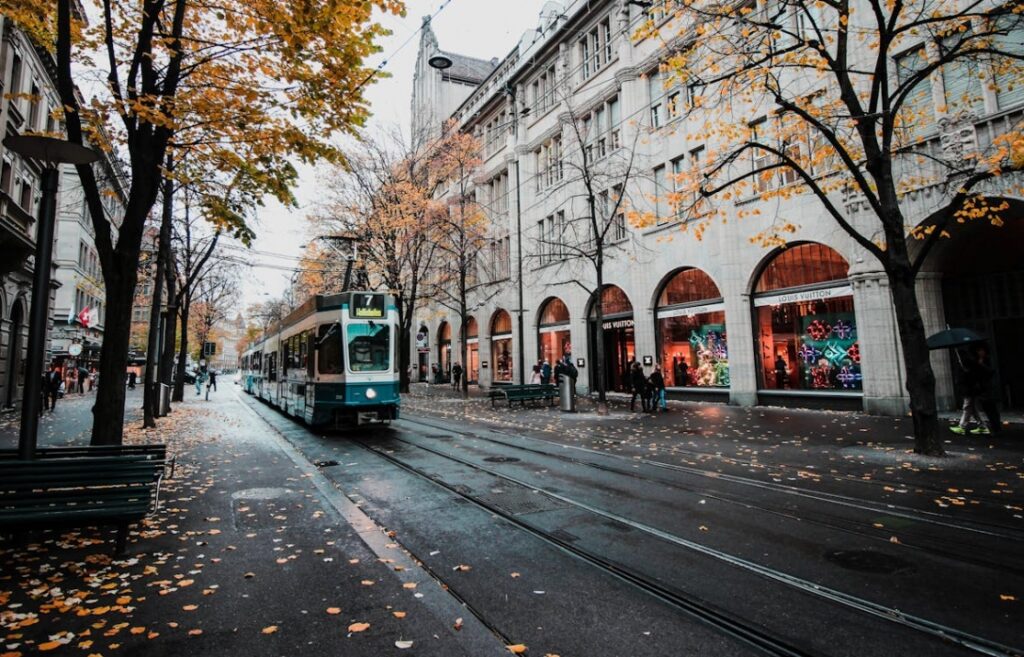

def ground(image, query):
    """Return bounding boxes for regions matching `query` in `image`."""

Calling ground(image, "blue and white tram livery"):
[240,292,400,426]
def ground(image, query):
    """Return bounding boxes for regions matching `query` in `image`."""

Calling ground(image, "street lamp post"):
[3,135,99,459]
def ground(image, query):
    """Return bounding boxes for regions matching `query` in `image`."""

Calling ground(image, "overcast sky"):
[239,0,551,309]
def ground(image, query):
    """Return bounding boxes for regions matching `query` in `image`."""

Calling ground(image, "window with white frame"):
[531,62,559,115]
[609,185,627,242]
[749,119,776,194]
[992,16,1024,111]
[580,17,613,81]
[671,156,686,218]
[648,70,664,128]
[939,31,986,116]
[895,46,935,141]
[653,164,668,223]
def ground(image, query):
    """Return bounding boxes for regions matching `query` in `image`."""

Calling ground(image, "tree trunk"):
[594,248,607,406]
[90,262,138,445]
[159,203,178,391]
[887,264,944,455]
[142,161,173,426]
[173,295,190,402]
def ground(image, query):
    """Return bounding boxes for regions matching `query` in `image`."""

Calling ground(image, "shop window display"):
[538,298,571,365]
[656,269,728,387]
[491,310,513,383]
[753,244,860,392]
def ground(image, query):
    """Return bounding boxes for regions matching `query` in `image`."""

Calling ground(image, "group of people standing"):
[41,363,98,413]
[628,361,667,413]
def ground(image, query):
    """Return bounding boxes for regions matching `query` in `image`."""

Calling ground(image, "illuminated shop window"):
[655,268,728,388]
[753,244,861,392]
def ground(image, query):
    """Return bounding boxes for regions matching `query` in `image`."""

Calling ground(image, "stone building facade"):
[0,16,62,409]
[412,0,1023,415]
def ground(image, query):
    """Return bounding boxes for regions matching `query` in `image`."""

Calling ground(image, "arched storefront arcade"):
[537,298,571,367]
[490,310,514,384]
[587,285,634,393]
[752,243,861,396]
[655,268,729,391]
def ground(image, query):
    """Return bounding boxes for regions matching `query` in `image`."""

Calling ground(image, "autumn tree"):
[428,128,501,398]
[644,0,1024,454]
[189,267,240,362]
[313,127,451,393]
[3,0,402,444]
[531,96,647,411]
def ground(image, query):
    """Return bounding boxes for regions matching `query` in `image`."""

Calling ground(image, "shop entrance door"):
[467,343,479,384]
[589,319,635,392]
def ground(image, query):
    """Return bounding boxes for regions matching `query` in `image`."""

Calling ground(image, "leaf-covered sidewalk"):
[1,392,487,657]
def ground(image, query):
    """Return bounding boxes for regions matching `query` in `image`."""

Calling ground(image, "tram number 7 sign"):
[351,293,385,319]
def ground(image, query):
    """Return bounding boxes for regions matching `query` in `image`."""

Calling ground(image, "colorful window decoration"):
[753,243,861,392]
[656,268,728,388]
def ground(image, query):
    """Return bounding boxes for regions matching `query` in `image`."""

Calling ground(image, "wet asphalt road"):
[237,390,1024,657]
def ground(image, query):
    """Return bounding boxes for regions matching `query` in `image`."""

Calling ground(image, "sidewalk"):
[0,387,507,656]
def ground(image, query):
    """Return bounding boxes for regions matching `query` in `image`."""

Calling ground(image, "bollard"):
[559,376,576,413]
[159,383,171,416]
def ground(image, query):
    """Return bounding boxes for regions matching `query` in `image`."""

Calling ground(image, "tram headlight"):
[365,387,377,400]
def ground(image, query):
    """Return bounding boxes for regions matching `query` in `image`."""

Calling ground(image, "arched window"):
[491,310,513,383]
[538,298,571,372]
[587,285,634,392]
[465,317,479,384]
[655,269,728,388]
[752,243,860,392]
[438,321,452,382]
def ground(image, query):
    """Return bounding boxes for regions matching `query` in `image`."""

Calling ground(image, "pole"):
[514,158,525,385]
[18,167,59,459]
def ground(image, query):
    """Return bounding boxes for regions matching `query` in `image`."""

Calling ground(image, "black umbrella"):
[926,328,986,350]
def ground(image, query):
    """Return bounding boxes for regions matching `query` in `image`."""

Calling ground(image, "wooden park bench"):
[0,444,175,477]
[0,448,169,554]
[489,384,559,408]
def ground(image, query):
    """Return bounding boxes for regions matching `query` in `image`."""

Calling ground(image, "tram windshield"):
[347,321,391,372]
[317,323,343,374]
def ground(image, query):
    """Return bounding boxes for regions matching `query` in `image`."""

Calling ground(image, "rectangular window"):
[317,323,343,374]
[654,164,668,222]
[648,70,664,127]
[992,17,1024,110]
[580,38,590,80]
[28,83,40,129]
[603,19,613,63]
[667,91,681,120]
[939,32,986,115]
[611,185,627,242]
[609,96,621,148]
[689,146,705,208]
[749,119,774,193]
[671,156,686,218]
[895,46,935,142]
[347,322,391,372]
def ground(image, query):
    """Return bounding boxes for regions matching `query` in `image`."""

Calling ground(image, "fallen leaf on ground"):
[1000,594,1017,601]
[348,622,370,633]
[454,617,463,631]
[402,582,417,589]
[508,645,527,654]
[453,564,472,572]
[37,643,62,652]
[392,611,406,619]
[261,626,278,634]
[395,640,414,649]
[326,607,342,615]
[361,580,375,586]
[182,605,198,611]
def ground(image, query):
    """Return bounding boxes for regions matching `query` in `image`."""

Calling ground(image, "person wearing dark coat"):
[648,365,667,412]
[629,362,649,412]
[43,365,62,412]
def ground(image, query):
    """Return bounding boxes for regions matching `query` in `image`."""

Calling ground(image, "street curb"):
[231,390,513,657]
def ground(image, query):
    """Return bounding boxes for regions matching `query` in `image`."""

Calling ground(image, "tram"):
[240,292,400,426]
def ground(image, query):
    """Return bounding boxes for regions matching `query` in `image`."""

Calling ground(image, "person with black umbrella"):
[951,344,995,435]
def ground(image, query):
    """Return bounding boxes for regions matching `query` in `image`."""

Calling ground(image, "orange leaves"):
[326,607,342,615]
[507,644,528,654]
[261,625,278,634]
[347,622,370,633]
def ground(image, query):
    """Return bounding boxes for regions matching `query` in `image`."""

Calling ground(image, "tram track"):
[409,406,1021,508]
[399,414,1024,541]
[395,417,1024,576]
[356,432,1023,657]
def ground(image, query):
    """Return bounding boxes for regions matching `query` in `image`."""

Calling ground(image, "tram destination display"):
[350,293,385,319]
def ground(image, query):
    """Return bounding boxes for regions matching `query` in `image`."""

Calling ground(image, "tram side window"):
[303,331,313,376]
[317,323,343,374]
[268,352,278,382]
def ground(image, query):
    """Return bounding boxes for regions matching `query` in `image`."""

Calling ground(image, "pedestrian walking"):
[77,366,88,393]
[629,362,649,412]
[952,346,996,435]
[451,362,463,390]
[649,364,667,412]
[44,364,62,412]
[195,368,208,397]
[209,370,218,392]
[67,368,77,395]
[540,359,552,385]
[127,370,137,389]
[530,364,542,384]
